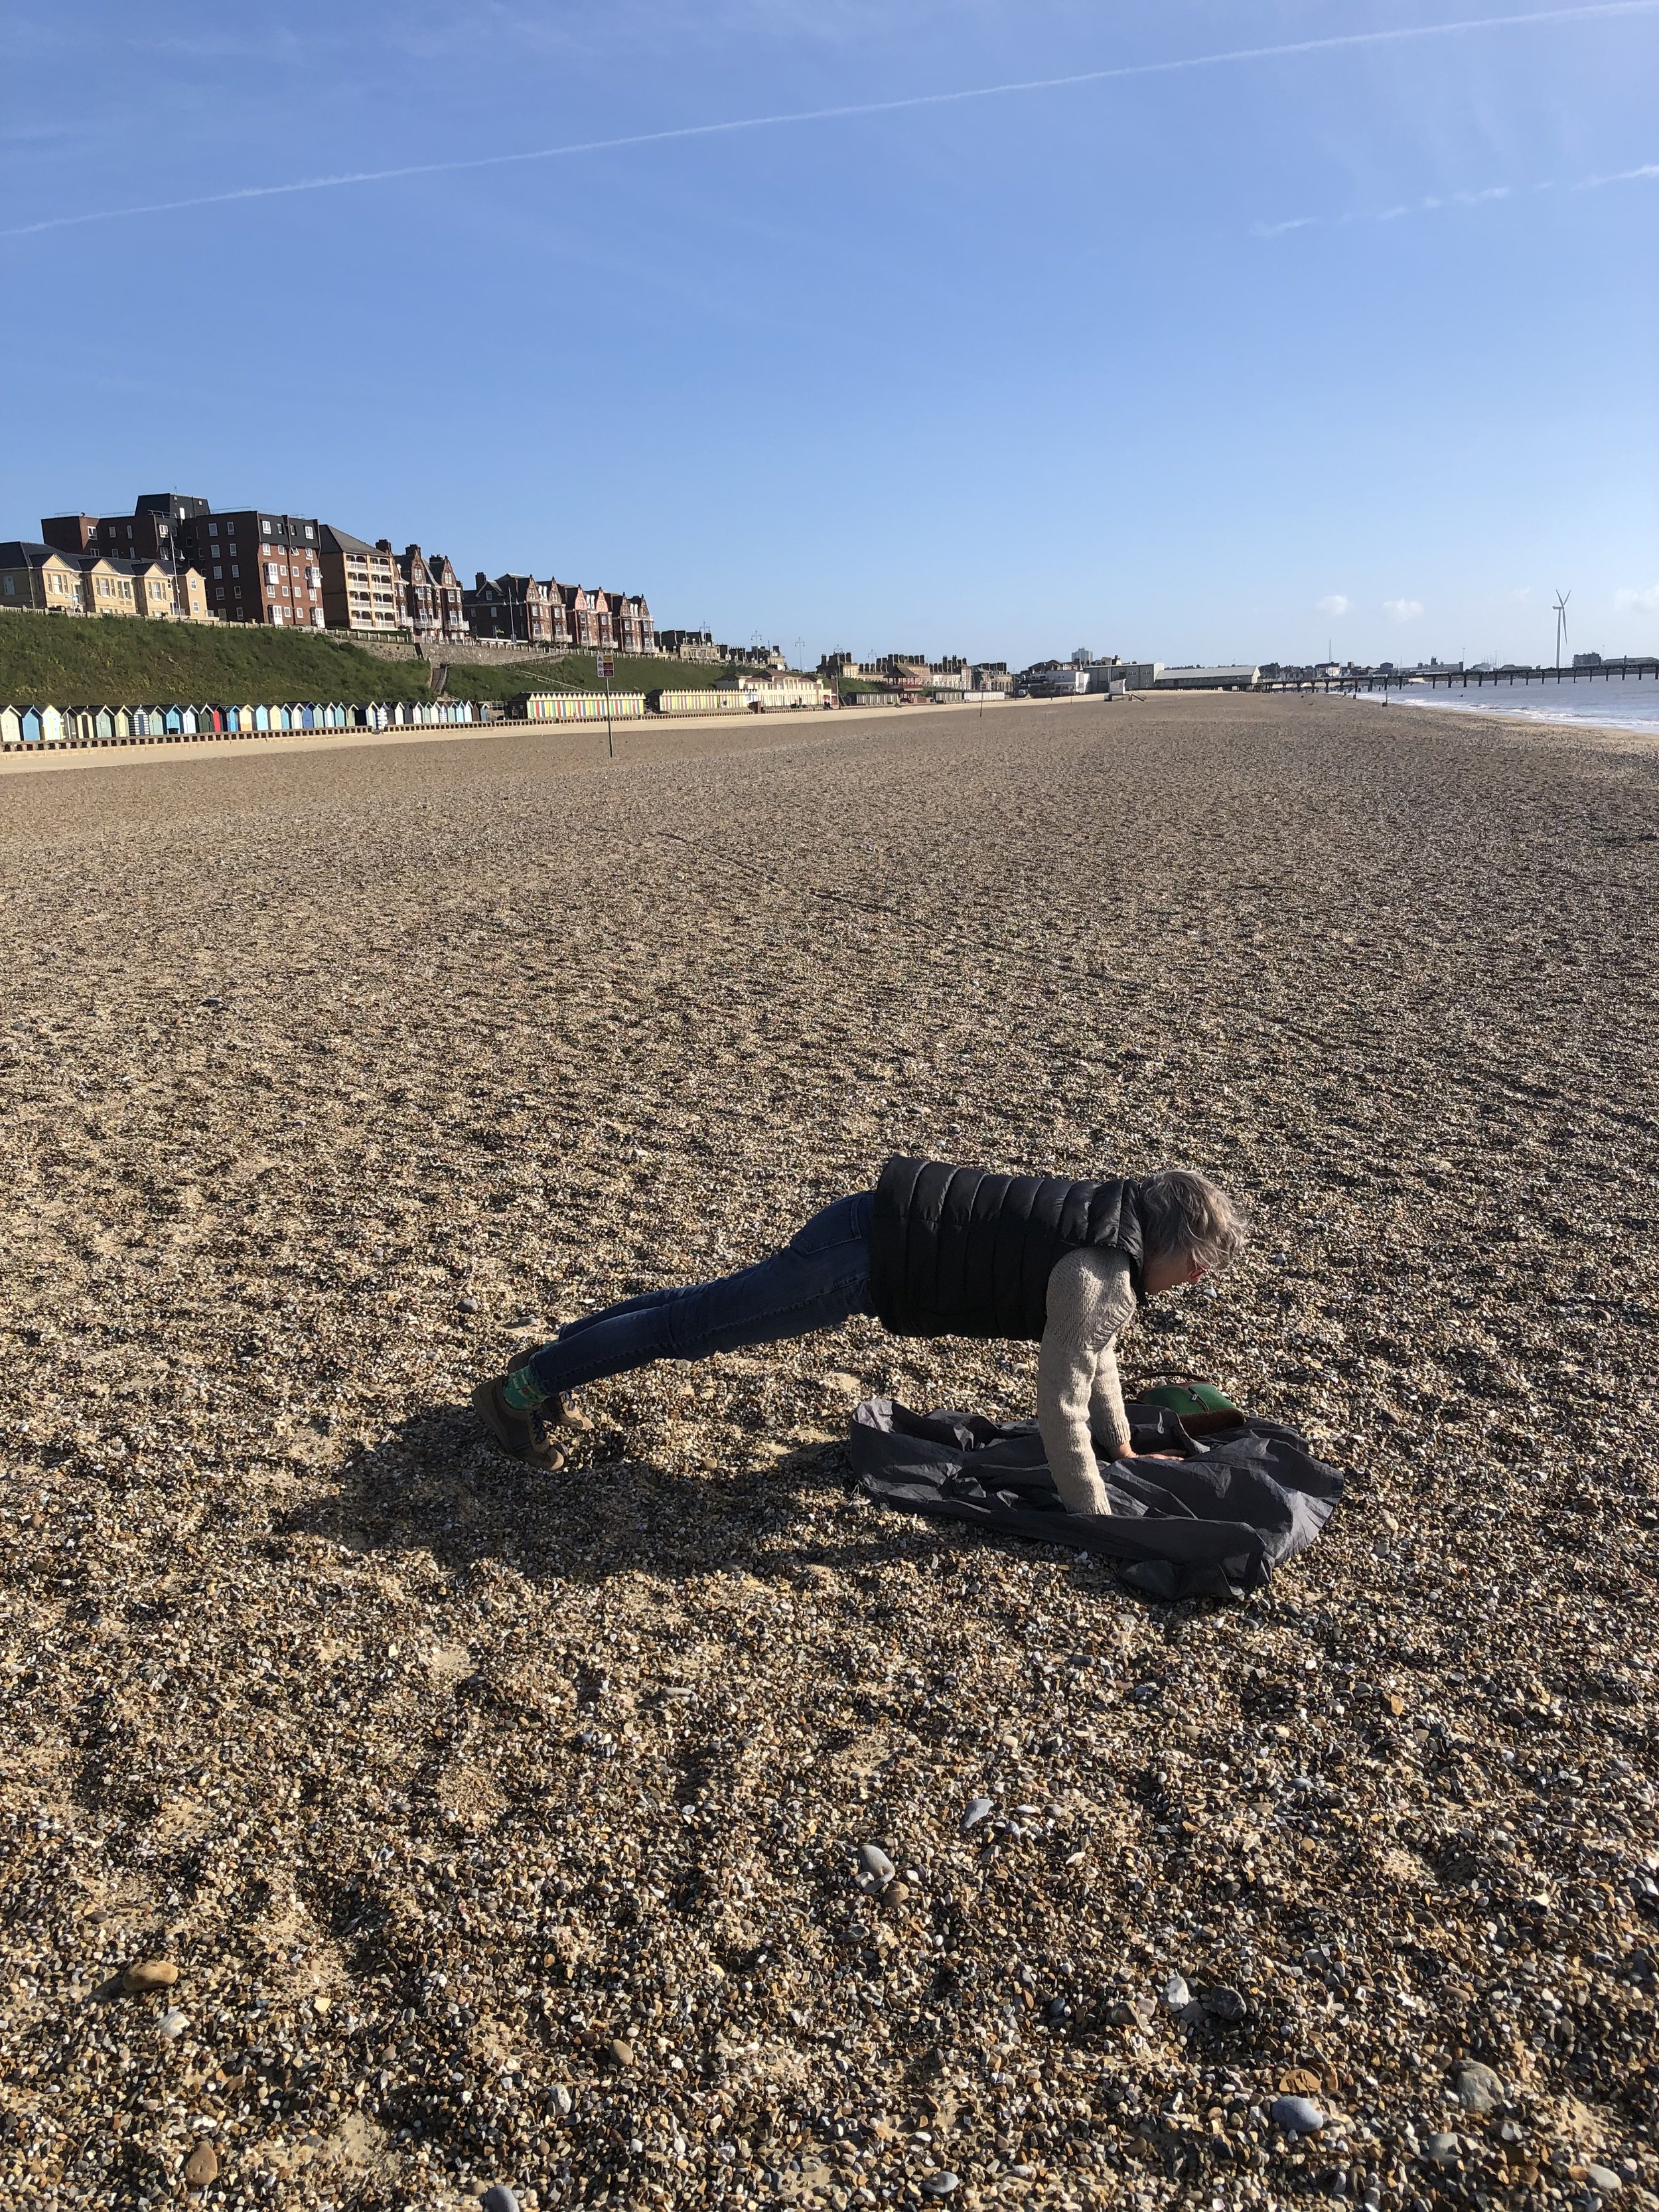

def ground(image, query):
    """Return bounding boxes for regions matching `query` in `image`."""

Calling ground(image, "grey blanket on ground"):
[848,1397,1345,1601]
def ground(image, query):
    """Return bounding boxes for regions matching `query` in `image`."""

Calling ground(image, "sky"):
[2,1,1656,670]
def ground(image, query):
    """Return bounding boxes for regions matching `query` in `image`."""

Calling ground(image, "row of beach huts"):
[0,681,832,751]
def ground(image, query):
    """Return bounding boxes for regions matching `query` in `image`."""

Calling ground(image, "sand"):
[1,694,1656,2212]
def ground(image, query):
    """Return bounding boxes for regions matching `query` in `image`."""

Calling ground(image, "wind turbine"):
[1552,588,1571,672]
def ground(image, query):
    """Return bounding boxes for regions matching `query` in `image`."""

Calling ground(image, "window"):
[215,585,225,599]
[208,521,218,538]
[230,564,239,578]
[234,584,242,597]
[213,565,222,579]
[3,577,13,595]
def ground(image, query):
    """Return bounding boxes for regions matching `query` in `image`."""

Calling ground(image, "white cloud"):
[1613,583,1659,613]
[1382,599,1424,623]
[1316,593,1351,617]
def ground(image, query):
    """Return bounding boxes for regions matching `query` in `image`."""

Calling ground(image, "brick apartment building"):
[397,544,467,641]
[317,528,401,634]
[177,510,323,625]
[610,593,656,654]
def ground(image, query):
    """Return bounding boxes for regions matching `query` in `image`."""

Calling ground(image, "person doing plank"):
[474,1156,1248,1515]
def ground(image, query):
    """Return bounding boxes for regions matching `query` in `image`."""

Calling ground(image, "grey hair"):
[1139,1169,1250,1272]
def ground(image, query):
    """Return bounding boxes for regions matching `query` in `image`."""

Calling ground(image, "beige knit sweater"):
[1036,1248,1139,1515]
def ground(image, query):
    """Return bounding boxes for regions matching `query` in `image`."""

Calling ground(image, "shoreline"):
[1350,683,1659,753]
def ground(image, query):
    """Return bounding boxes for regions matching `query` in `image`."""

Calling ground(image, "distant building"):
[610,593,657,655]
[661,628,717,662]
[397,544,467,641]
[187,510,323,625]
[1572,652,1603,669]
[1,540,88,613]
[1086,660,1159,692]
[971,664,1013,694]
[314,528,401,634]
[1023,666,1090,696]
[1152,665,1260,690]
[39,514,100,556]
[469,573,559,646]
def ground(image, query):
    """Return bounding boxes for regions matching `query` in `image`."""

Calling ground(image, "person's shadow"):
[273,1391,934,1589]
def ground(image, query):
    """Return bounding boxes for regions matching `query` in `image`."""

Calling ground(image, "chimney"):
[476,572,488,589]
[376,538,392,553]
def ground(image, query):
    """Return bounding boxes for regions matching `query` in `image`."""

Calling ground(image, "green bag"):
[1143,1381,1245,1436]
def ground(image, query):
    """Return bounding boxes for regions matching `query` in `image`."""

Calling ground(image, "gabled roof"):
[0,540,79,569]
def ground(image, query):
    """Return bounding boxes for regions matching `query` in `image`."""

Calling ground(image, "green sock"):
[502,1365,548,1410]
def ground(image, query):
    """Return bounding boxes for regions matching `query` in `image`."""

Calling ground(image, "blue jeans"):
[522,1190,875,1400]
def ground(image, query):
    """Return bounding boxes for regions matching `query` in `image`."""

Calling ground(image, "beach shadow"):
[271,1394,985,1590]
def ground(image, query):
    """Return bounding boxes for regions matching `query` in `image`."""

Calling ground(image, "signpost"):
[599,655,615,757]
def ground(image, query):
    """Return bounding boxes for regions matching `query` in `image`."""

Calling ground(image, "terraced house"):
[318,528,401,634]
[0,540,88,612]
[396,543,467,641]
[466,572,559,646]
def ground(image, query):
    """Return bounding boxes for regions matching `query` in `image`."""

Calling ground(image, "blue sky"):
[2,2,1656,668]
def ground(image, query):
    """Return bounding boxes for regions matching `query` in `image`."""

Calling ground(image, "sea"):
[1356,668,1659,737]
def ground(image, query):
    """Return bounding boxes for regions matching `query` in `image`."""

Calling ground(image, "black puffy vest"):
[869,1155,1146,1341]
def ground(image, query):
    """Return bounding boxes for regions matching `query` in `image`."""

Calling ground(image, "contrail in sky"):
[1254,156,1659,233]
[3,1,1654,242]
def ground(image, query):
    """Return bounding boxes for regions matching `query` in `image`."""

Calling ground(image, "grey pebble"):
[480,2189,520,2212]
[921,2174,960,2197]
[962,1797,993,1830]
[1159,1970,1190,2011]
[858,1842,896,1883]
[1423,2132,1462,2168]
[1131,1682,1161,1703]
[156,2007,188,2041]
[1006,2164,1035,2181]
[1585,2166,1623,2195]
[549,2085,573,2116]
[1200,1984,1248,2023]
[1270,2095,1324,2136]
[1451,2060,1504,2113]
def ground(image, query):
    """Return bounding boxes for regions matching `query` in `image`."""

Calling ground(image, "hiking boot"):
[472,1376,567,1469]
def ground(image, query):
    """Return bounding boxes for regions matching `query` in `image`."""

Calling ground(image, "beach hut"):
[111,707,132,741]
[93,708,114,743]
[21,707,43,745]
[202,706,224,733]
[64,709,93,745]
[164,705,184,737]
[253,705,271,732]
[231,705,254,734]
[180,707,198,736]
[42,706,64,746]
[1,705,22,749]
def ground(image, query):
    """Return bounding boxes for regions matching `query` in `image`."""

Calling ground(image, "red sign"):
[598,656,614,680]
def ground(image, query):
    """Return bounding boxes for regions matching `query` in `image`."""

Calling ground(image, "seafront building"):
[13,488,661,653]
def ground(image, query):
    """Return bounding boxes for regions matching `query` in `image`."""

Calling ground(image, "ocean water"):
[1357,669,1659,736]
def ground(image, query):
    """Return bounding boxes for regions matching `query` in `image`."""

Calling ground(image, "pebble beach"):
[1,693,1656,2212]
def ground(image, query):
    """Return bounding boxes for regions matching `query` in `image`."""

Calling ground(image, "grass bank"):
[0,612,734,709]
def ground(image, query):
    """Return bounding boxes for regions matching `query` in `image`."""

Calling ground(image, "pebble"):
[183,2141,219,2187]
[121,1959,179,1994]
[1451,2060,1504,2112]
[921,2174,960,2197]
[605,2037,635,2069]
[549,2085,573,2116]
[1270,2096,1324,2136]
[1200,1984,1248,2023]
[962,1797,993,1831]
[1423,2132,1462,2168]
[1585,2166,1623,2195]
[1159,1970,1190,2010]
[859,1842,896,1883]
[157,2008,188,2041]
[480,2188,520,2212]
[1131,1682,1161,1703]
[1278,2069,1323,2097]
